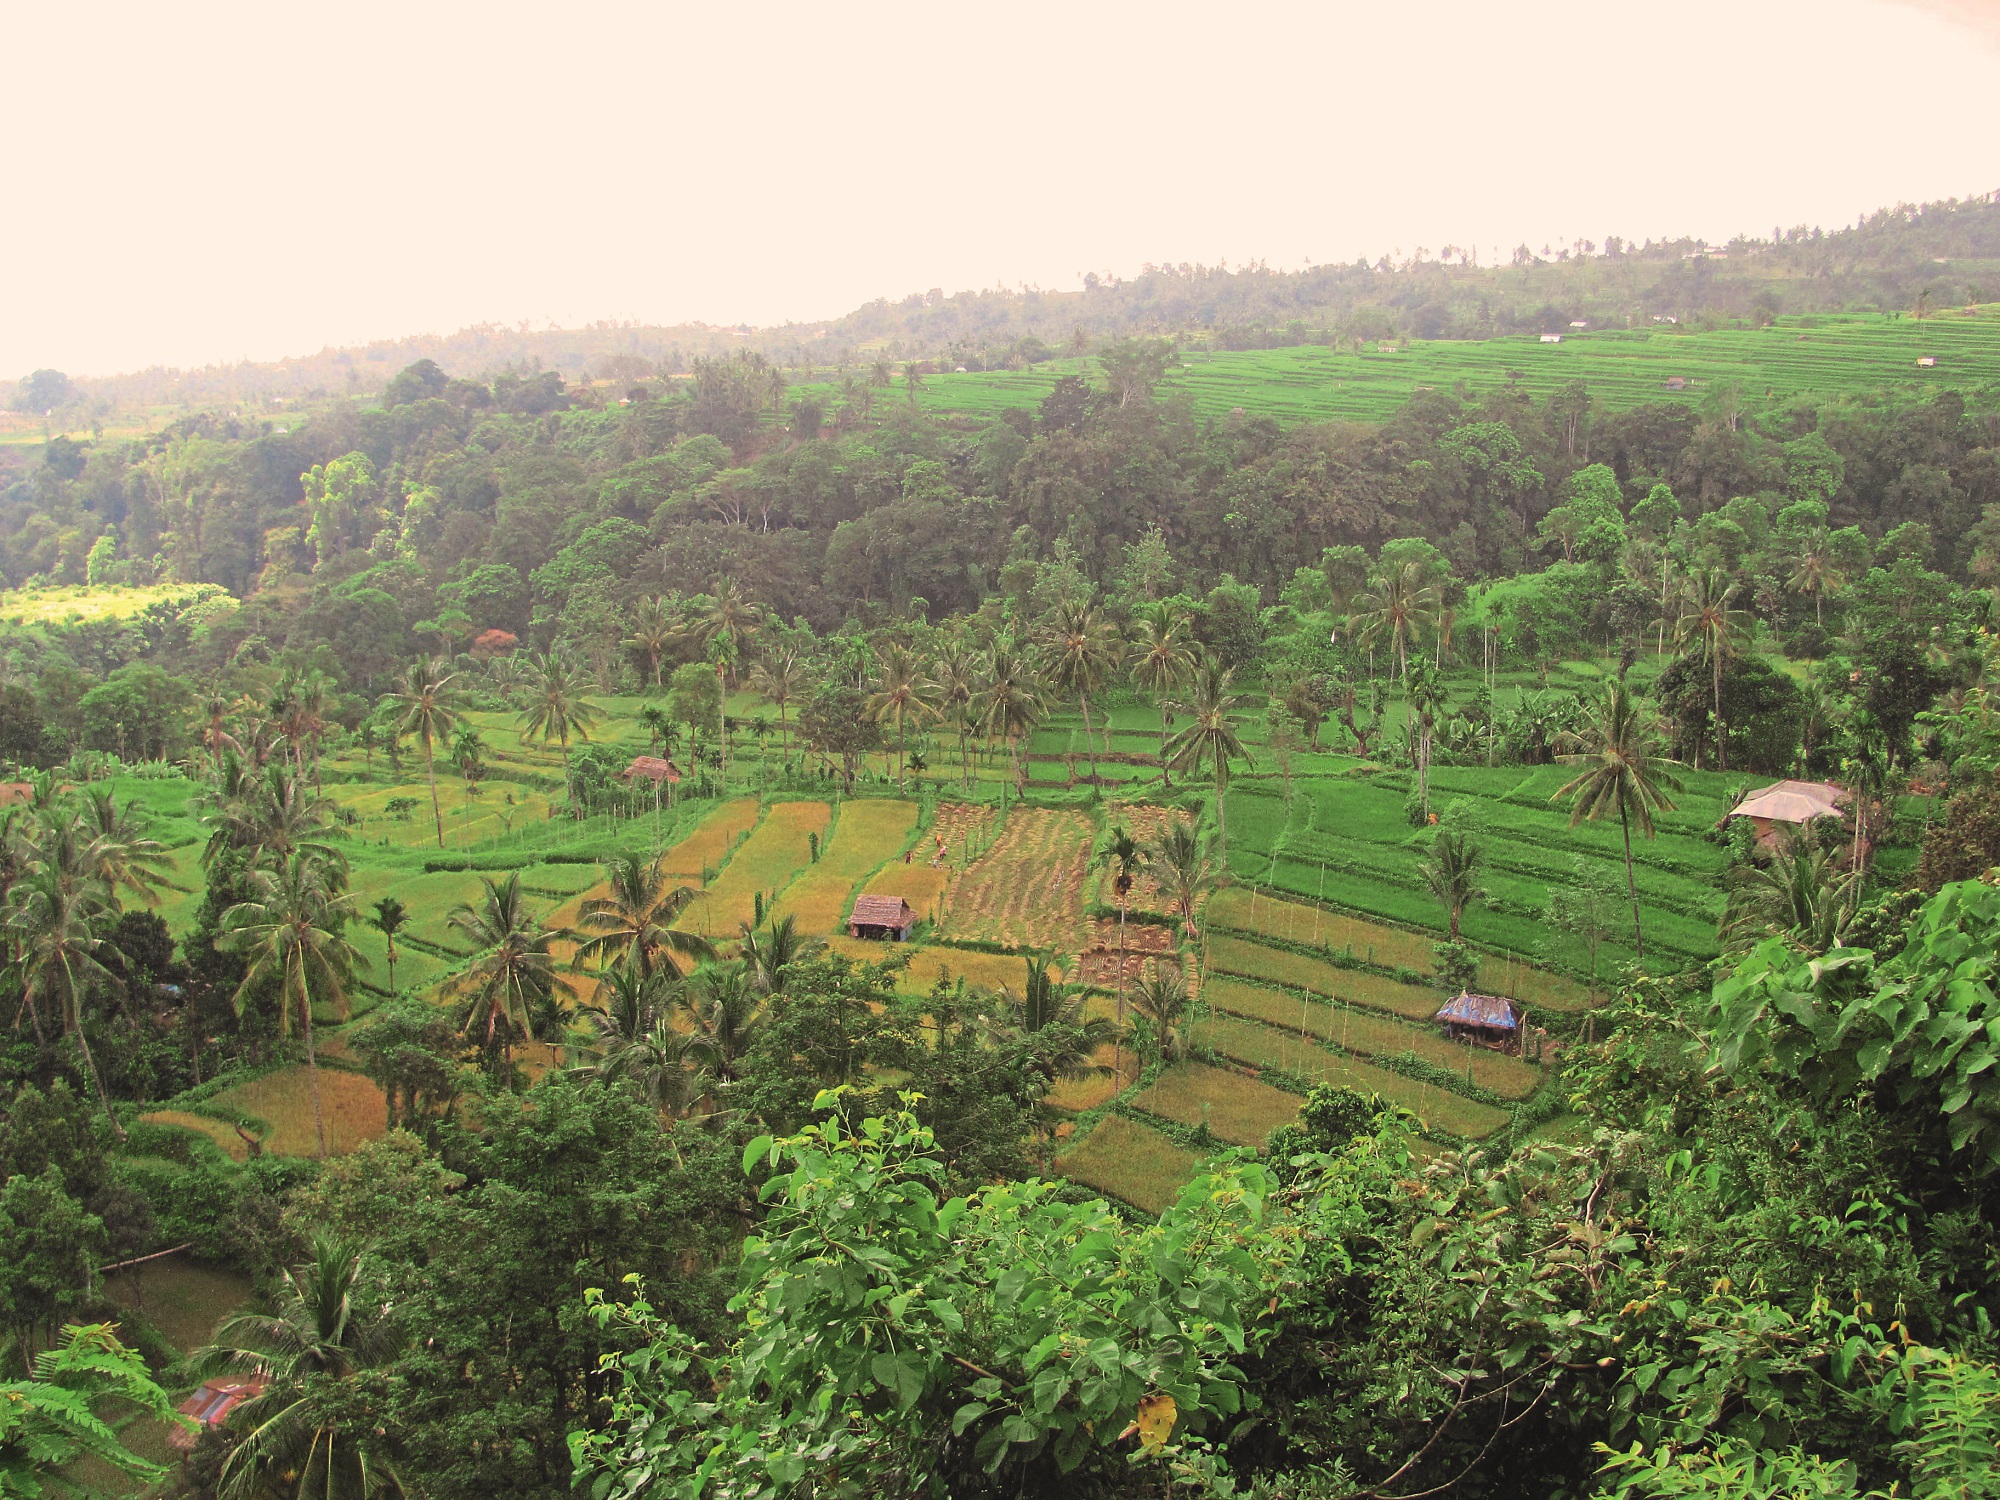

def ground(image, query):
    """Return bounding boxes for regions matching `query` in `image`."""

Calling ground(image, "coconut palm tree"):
[386,658,459,848]
[1404,660,1447,819]
[1164,657,1253,859]
[1130,961,1192,1062]
[1785,529,1845,629]
[1010,956,1119,1083]
[930,640,982,789]
[370,896,408,994]
[1093,823,1147,1028]
[1128,603,1196,788]
[75,786,174,907]
[624,595,677,689]
[221,854,364,1158]
[201,761,344,873]
[977,645,1049,793]
[598,1017,712,1117]
[1416,825,1487,942]
[1725,829,1860,954]
[1036,599,1122,782]
[1350,561,1438,681]
[446,873,567,1081]
[1147,822,1218,940]
[1674,569,1755,771]
[750,644,807,768]
[1551,682,1683,960]
[5,858,125,1132]
[195,1236,403,1500]
[697,578,761,686]
[866,644,938,791]
[518,653,599,810]
[738,913,819,996]
[684,963,761,1082]
[573,852,714,978]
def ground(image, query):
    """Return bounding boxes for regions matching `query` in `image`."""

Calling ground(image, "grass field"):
[940,806,1094,952]
[1057,1114,1206,1215]
[1192,1015,1512,1139]
[0,582,210,625]
[812,306,2000,427]
[1205,934,1443,1019]
[1202,977,1541,1097]
[768,799,918,934]
[675,801,832,939]
[1129,1061,1302,1148]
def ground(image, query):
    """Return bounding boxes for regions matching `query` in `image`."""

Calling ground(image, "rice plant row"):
[1201,977,1541,1098]
[938,806,1095,953]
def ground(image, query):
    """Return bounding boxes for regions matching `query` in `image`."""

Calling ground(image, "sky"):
[2,0,1996,380]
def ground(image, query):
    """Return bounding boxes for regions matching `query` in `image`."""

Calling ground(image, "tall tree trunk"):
[1713,650,1727,771]
[1214,756,1229,861]
[1158,700,1174,788]
[424,733,445,848]
[71,1009,124,1141]
[1620,799,1645,960]
[1080,693,1100,781]
[301,987,328,1159]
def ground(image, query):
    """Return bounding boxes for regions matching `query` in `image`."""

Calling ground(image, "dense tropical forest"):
[8,197,2000,1500]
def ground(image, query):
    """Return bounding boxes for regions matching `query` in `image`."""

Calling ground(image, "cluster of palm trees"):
[796,600,1253,840]
[3,778,174,1134]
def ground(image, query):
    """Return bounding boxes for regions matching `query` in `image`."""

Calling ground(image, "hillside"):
[22,190,2000,419]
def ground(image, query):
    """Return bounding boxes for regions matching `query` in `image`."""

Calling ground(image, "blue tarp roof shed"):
[1435,992,1521,1031]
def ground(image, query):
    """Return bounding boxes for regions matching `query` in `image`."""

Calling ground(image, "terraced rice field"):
[1225,766,1731,972]
[657,797,762,881]
[940,806,1093,953]
[1129,1062,1302,1148]
[1208,885,1436,969]
[178,1067,390,1156]
[826,935,1042,995]
[1057,1114,1206,1215]
[834,307,2000,427]
[1205,934,1441,1019]
[1192,1015,1512,1139]
[768,799,918,934]
[674,802,832,939]
[1098,804,1192,912]
[1202,977,1541,1097]
[862,802,993,919]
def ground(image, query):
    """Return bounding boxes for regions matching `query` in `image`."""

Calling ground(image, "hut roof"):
[1435,992,1521,1031]
[850,895,915,927]
[1730,779,1845,824]
[171,1378,264,1450]
[621,756,681,784]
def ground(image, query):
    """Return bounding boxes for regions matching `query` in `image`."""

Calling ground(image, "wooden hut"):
[1726,780,1845,845]
[1435,991,1522,1050]
[848,894,916,942]
[169,1377,265,1451]
[621,755,681,787]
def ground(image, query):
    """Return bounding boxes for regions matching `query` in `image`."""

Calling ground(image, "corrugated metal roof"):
[1435,992,1520,1030]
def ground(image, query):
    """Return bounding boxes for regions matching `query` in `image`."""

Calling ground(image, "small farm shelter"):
[1727,779,1846,841]
[1539,333,1563,343]
[170,1378,265,1451]
[848,894,916,941]
[621,755,681,787]
[1918,356,1938,367]
[0,782,32,807]
[1664,376,1688,391]
[1436,991,1522,1047]
[1569,319,1588,328]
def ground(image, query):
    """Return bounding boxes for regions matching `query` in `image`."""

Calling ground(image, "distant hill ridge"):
[58,188,2000,409]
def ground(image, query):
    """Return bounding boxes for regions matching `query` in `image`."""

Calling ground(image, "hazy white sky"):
[3,0,1995,379]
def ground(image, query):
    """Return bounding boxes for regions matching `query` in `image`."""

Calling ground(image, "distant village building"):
[1664,377,1688,391]
[0,782,33,807]
[1435,992,1522,1050]
[1568,319,1588,328]
[1918,356,1938,367]
[171,1378,265,1451]
[1539,334,1563,344]
[848,894,917,942]
[621,755,681,788]
[1726,780,1847,844]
